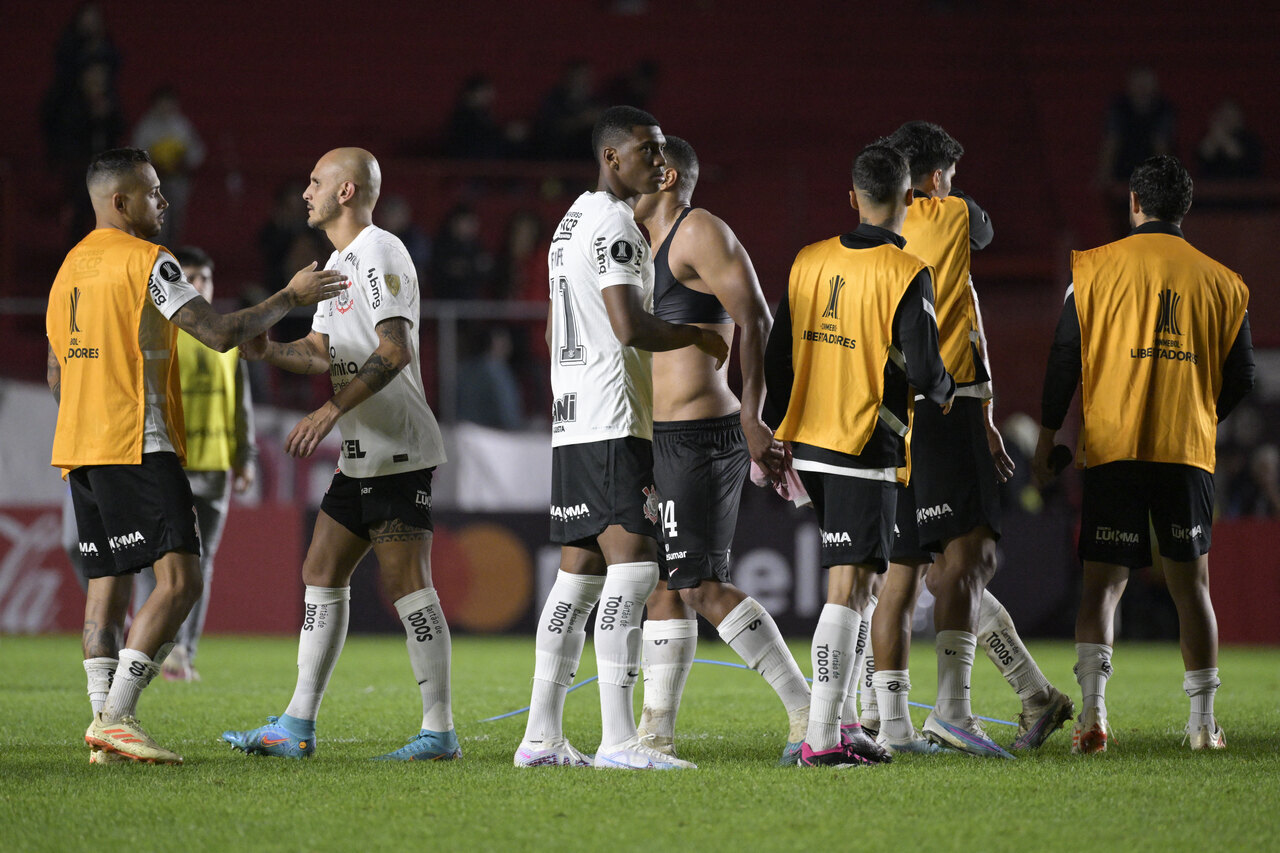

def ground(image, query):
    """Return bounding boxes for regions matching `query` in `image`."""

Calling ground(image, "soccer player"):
[132,245,257,682]
[47,147,345,764]
[764,142,955,767]
[1035,154,1253,753]
[870,121,1073,756]
[629,136,818,766]
[221,148,459,761]
[514,107,728,770]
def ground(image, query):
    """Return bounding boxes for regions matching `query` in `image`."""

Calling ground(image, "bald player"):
[48,147,346,764]
[221,148,459,762]
[630,136,819,765]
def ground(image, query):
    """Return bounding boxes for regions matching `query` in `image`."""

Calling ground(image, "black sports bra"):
[652,208,732,324]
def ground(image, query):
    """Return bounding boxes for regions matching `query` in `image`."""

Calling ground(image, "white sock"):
[977,590,1051,700]
[283,586,350,723]
[861,636,879,719]
[395,587,453,733]
[844,594,877,724]
[524,571,604,744]
[102,649,158,720]
[805,603,860,750]
[84,657,117,715]
[936,630,977,721]
[1074,642,1113,716]
[718,597,811,742]
[873,669,914,741]
[1184,667,1220,731]
[639,618,697,743]
[596,562,657,748]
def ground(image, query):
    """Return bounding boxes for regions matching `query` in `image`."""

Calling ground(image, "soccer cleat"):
[841,722,892,764]
[778,741,803,767]
[858,710,881,740]
[1012,687,1075,750]
[1187,723,1226,751]
[85,712,183,764]
[636,730,678,758]
[594,736,697,770]
[221,716,315,758]
[514,738,594,768]
[876,728,944,755]
[161,645,197,682]
[88,745,129,764]
[798,741,871,768]
[1070,706,1111,755]
[922,711,1015,759]
[372,729,462,761]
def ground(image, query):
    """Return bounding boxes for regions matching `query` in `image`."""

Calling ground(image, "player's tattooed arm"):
[47,344,61,404]
[171,263,347,352]
[283,317,412,459]
[241,330,331,375]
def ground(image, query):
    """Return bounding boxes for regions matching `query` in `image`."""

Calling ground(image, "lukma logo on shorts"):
[821,529,852,546]
[916,503,953,524]
[1095,526,1140,545]
[550,503,590,521]
[1171,523,1203,541]
[107,531,145,552]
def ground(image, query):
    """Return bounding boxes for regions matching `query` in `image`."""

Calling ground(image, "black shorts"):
[69,452,201,579]
[652,414,750,590]
[550,436,659,545]
[890,482,932,565]
[911,396,1002,552]
[1079,461,1214,568]
[320,467,435,540]
[796,469,896,572]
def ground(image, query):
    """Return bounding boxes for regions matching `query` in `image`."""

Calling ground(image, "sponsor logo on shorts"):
[107,531,145,552]
[79,541,99,555]
[1095,526,1140,545]
[1171,523,1204,541]
[820,529,852,546]
[666,551,687,560]
[361,487,372,495]
[550,503,590,522]
[415,490,431,509]
[642,486,660,524]
[916,503,953,524]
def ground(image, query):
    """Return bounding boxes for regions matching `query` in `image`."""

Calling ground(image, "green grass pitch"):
[2,635,1278,852]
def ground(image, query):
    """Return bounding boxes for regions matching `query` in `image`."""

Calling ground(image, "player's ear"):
[113,192,127,214]
[660,166,678,191]
[1129,191,1141,218]
[848,190,859,212]
[903,186,915,208]
[928,168,942,195]
[602,145,620,171]
[338,180,356,204]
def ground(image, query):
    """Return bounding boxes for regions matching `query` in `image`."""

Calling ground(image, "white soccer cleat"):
[922,711,1015,759]
[514,738,593,767]
[876,728,944,755]
[1187,723,1226,751]
[636,730,678,758]
[594,736,697,770]
[1071,706,1111,755]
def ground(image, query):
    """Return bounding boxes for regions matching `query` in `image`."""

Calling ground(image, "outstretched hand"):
[285,262,349,307]
[985,422,1016,483]
[743,417,787,480]
[285,401,341,459]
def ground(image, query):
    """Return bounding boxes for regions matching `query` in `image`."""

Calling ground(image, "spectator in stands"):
[43,60,125,243]
[378,195,431,285]
[443,74,510,159]
[1098,67,1176,184]
[132,86,206,246]
[49,2,120,102]
[258,180,320,292]
[1225,444,1280,518]
[457,327,525,430]
[603,59,660,112]
[494,209,544,301]
[1197,99,1263,180]
[429,204,494,300]
[532,60,602,159]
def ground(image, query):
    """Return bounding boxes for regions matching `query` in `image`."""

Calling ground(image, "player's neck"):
[595,173,640,208]
[637,200,688,245]
[325,214,373,252]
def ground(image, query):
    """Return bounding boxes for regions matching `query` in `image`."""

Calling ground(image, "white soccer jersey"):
[548,191,653,448]
[312,225,445,478]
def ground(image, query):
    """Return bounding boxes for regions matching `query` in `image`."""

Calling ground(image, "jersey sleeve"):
[363,240,418,327]
[148,251,201,319]
[592,214,646,290]
[311,300,330,335]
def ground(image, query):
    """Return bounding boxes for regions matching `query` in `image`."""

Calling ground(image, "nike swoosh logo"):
[260,736,290,746]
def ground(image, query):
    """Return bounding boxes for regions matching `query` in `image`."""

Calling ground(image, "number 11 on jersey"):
[556,277,586,366]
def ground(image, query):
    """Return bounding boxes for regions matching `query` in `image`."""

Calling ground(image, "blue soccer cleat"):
[222,716,315,759]
[922,711,1015,759]
[372,728,462,761]
[778,741,803,767]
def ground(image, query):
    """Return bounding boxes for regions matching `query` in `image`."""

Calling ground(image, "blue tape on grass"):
[480,658,1018,727]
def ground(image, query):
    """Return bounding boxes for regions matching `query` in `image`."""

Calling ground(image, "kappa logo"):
[916,503,953,523]
[822,274,845,319]
[821,529,852,546]
[642,485,661,524]
[107,531,145,552]
[550,503,590,521]
[609,239,636,265]
[1155,288,1183,336]
[1095,526,1140,545]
